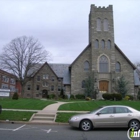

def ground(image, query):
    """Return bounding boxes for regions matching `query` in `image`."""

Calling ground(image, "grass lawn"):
[56,100,140,123]
[0,111,34,121]
[0,98,56,110]
[56,113,79,123]
[58,100,140,111]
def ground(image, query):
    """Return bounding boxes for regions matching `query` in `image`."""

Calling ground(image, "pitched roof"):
[31,62,58,78]
[49,63,71,85]
[27,63,71,85]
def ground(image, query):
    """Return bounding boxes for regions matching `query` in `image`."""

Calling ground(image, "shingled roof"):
[49,63,71,85]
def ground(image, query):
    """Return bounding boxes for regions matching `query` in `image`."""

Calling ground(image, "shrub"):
[60,89,65,99]
[49,94,56,99]
[137,91,140,100]
[102,93,122,101]
[75,94,85,99]
[70,94,75,99]
[125,95,134,100]
[124,95,130,100]
[12,92,19,100]
[102,93,111,100]
[114,93,122,101]
[85,97,92,101]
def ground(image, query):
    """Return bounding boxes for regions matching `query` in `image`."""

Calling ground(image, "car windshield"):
[88,107,103,114]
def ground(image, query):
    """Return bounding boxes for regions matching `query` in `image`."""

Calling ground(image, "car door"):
[114,107,133,127]
[93,107,115,127]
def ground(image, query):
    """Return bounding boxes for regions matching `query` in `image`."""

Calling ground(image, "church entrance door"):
[99,81,109,93]
[42,90,48,98]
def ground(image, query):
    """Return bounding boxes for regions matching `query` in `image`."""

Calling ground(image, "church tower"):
[89,5,115,94]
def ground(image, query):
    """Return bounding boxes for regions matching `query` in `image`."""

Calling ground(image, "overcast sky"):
[0,0,140,64]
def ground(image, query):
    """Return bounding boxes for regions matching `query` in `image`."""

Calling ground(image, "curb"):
[0,120,69,125]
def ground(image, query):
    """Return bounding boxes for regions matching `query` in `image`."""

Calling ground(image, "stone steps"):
[30,113,56,123]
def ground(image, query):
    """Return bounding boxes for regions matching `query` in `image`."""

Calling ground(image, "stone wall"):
[71,46,91,95]
[24,63,62,98]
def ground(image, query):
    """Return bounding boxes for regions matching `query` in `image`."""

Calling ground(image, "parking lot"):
[0,123,133,140]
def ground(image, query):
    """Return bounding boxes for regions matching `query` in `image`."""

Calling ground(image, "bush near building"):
[102,93,122,101]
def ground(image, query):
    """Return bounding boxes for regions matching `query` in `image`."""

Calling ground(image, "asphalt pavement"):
[0,123,131,140]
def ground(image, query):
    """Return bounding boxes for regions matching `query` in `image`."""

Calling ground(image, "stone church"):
[24,5,140,99]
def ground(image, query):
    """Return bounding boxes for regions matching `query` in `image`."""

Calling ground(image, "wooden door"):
[99,81,109,92]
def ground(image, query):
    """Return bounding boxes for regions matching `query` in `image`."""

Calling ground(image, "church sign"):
[0,89,10,97]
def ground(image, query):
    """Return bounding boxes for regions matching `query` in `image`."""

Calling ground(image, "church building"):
[24,5,140,99]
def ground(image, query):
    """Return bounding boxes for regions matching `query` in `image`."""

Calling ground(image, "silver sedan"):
[69,105,140,131]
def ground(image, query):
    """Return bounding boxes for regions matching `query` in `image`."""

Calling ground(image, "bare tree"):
[0,36,51,97]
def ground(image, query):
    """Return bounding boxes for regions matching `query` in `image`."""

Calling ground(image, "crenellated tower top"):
[90,4,113,12]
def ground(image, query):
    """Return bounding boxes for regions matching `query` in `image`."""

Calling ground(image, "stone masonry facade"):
[23,5,139,99]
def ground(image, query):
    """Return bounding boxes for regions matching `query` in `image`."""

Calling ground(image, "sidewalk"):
[1,101,88,124]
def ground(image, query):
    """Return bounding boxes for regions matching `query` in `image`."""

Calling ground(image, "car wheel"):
[80,120,92,131]
[129,120,140,131]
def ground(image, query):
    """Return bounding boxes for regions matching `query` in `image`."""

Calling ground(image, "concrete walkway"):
[38,102,68,113]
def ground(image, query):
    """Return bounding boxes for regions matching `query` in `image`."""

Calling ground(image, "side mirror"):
[96,112,101,116]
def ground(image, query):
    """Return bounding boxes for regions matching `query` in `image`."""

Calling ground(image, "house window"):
[58,78,61,82]
[58,86,61,91]
[10,85,15,92]
[36,85,40,90]
[99,55,109,73]
[27,85,31,90]
[95,39,99,49]
[51,76,55,81]
[42,81,48,87]
[82,80,86,88]
[37,76,40,81]
[1,84,8,89]
[27,94,30,97]
[51,85,54,91]
[36,94,39,97]
[107,40,111,49]
[84,61,90,71]
[10,78,15,85]
[101,40,105,49]
[97,18,101,31]
[43,74,49,79]
[116,62,121,72]
[103,18,109,31]
[2,76,9,83]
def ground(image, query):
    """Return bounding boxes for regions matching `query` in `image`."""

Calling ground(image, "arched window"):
[97,18,101,31]
[116,62,121,72]
[95,39,99,49]
[82,80,85,88]
[107,40,111,49]
[104,18,109,31]
[99,55,109,72]
[101,40,105,49]
[84,61,90,71]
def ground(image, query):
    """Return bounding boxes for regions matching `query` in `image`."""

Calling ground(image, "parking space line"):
[0,128,14,131]
[13,124,26,131]
[47,129,51,133]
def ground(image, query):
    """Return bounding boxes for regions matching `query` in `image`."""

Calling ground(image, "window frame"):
[96,18,101,31]
[101,40,105,49]
[95,39,99,49]
[84,61,90,71]
[99,55,109,73]
[115,62,121,72]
